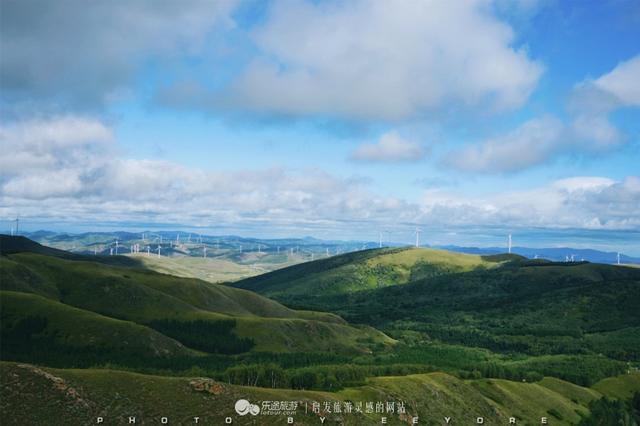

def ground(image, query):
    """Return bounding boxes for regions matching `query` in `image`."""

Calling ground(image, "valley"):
[1,235,639,424]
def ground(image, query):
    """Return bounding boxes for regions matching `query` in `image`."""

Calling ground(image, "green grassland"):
[233,247,640,388]
[2,236,639,424]
[0,238,392,357]
[2,361,639,425]
[131,251,306,283]
[1,291,195,359]
[233,247,499,297]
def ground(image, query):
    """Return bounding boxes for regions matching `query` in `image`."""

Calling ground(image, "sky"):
[1,0,639,254]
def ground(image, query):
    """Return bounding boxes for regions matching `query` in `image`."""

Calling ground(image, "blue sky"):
[1,0,639,253]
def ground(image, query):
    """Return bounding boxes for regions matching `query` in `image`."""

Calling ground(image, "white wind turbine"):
[415,227,422,248]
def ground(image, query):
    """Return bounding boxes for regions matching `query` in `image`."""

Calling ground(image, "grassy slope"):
[1,248,391,354]
[133,254,266,283]
[593,371,640,400]
[0,291,193,358]
[4,361,636,425]
[132,252,306,284]
[233,247,495,297]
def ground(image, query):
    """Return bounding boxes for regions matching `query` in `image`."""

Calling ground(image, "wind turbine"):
[508,233,512,254]
[415,227,422,248]
[115,239,119,255]
[157,245,161,257]
[203,246,207,258]
[617,252,621,265]
[147,246,150,256]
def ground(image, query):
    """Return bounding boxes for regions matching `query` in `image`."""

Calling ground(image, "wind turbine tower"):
[203,247,207,258]
[617,252,621,265]
[157,246,161,257]
[115,239,119,255]
[415,227,422,248]
[508,233,512,254]
[379,231,382,248]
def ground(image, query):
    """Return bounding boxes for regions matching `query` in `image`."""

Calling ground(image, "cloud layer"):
[163,0,542,120]
[0,0,235,109]
[1,116,638,232]
[446,55,640,173]
[351,132,426,162]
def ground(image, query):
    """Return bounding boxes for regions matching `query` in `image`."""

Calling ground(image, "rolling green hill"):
[3,238,639,424]
[2,361,638,425]
[0,237,392,358]
[233,247,498,297]
[0,291,195,361]
[233,247,640,386]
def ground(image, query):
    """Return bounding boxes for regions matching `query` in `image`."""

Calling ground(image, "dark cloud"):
[0,0,236,110]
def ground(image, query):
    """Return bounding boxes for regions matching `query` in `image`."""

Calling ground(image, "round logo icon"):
[235,399,260,416]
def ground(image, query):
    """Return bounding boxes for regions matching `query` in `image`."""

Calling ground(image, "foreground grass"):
[5,362,639,426]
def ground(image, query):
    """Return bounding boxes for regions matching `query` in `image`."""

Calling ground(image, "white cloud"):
[1,116,637,232]
[0,116,416,226]
[419,176,640,229]
[0,116,113,176]
[166,0,542,120]
[445,116,563,173]
[445,54,640,174]
[351,132,425,162]
[593,55,640,106]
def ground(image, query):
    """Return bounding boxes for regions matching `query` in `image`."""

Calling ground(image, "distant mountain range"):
[17,230,640,265]
[437,245,640,265]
